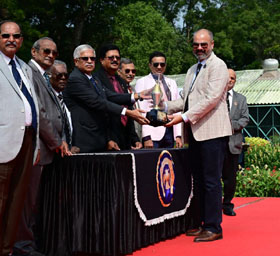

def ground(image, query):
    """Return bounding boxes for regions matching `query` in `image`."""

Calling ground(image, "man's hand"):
[126,109,150,125]
[175,137,183,148]
[56,141,72,157]
[70,146,80,154]
[131,141,143,150]
[165,115,183,127]
[139,87,154,100]
[107,140,120,151]
[144,139,153,149]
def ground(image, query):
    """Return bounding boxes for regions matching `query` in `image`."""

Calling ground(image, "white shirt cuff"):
[181,113,189,123]
[121,108,127,116]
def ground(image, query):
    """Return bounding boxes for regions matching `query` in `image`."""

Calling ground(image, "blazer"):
[28,60,64,165]
[0,53,39,163]
[167,52,232,143]
[63,67,132,153]
[135,73,181,141]
[228,90,249,154]
[94,67,140,149]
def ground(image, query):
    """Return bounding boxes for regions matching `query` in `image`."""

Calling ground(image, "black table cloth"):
[36,148,195,255]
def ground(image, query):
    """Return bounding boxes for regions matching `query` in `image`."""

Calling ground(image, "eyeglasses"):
[42,48,58,57]
[79,56,96,62]
[54,72,69,80]
[105,56,121,61]
[124,69,136,74]
[0,33,22,39]
[153,62,166,68]
[192,42,208,48]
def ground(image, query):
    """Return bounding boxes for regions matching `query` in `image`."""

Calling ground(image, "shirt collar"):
[228,89,233,96]
[30,59,46,75]
[0,51,18,66]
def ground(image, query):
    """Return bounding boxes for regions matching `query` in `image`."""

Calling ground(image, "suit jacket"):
[228,90,249,154]
[135,73,181,141]
[28,60,64,165]
[167,52,232,143]
[0,53,39,163]
[63,67,132,153]
[94,67,140,149]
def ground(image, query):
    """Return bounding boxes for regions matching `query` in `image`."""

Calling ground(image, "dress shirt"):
[227,89,233,110]
[0,51,32,126]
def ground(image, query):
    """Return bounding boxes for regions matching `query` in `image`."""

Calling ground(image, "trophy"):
[146,74,169,127]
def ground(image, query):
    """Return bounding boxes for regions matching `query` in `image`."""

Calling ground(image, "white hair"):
[73,44,95,59]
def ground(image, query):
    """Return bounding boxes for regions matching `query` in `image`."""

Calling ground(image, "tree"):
[113,2,195,75]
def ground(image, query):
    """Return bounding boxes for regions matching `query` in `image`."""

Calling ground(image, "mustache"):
[85,64,94,68]
[111,61,118,65]
[5,42,17,47]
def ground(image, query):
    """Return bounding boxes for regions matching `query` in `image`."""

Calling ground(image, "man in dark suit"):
[0,20,39,256]
[222,69,249,216]
[63,44,149,153]
[13,37,71,256]
[94,44,142,150]
[165,29,232,242]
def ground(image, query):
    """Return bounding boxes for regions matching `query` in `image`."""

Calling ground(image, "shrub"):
[235,165,280,197]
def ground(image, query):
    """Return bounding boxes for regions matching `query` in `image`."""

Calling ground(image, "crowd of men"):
[0,20,248,256]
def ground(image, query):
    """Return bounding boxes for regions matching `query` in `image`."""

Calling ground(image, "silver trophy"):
[146,74,169,127]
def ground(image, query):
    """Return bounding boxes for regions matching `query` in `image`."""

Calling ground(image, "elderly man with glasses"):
[63,44,150,153]
[94,44,142,150]
[135,51,182,149]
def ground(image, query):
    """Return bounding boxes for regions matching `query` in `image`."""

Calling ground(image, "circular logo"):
[156,150,175,207]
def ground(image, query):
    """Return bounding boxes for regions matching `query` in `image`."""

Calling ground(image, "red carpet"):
[132,197,280,256]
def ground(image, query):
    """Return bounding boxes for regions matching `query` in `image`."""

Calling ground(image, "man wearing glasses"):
[94,44,142,150]
[63,44,149,153]
[13,37,71,256]
[0,20,40,256]
[165,29,232,242]
[135,51,182,149]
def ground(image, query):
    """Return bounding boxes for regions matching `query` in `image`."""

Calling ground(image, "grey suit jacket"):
[167,52,232,143]
[0,53,39,163]
[28,60,64,165]
[228,90,249,154]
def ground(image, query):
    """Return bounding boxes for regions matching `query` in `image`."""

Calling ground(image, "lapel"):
[0,53,22,97]
[97,67,115,91]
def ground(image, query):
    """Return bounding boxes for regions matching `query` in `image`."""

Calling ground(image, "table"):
[36,148,194,255]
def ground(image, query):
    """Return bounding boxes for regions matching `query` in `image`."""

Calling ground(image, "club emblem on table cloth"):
[156,150,175,207]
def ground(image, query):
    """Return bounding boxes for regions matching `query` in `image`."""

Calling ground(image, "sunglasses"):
[105,55,121,61]
[153,62,166,68]
[1,33,22,39]
[79,56,96,61]
[54,72,69,80]
[124,69,136,74]
[192,42,208,48]
[42,48,58,57]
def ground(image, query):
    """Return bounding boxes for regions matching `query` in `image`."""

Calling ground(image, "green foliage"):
[235,165,280,197]
[113,2,194,75]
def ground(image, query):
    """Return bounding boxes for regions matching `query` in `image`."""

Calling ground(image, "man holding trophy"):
[135,51,182,149]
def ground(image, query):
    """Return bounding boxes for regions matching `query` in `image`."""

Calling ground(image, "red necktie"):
[110,76,128,126]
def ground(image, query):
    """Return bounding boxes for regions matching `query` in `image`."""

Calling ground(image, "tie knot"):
[9,59,16,67]
[197,63,202,72]
[58,93,63,100]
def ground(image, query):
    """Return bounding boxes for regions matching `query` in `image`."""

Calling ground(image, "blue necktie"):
[90,77,101,94]
[10,59,37,131]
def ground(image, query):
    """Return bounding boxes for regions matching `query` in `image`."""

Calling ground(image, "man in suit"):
[165,29,232,242]
[63,44,149,153]
[13,37,71,256]
[117,58,142,139]
[94,44,142,150]
[222,69,249,216]
[0,20,39,256]
[135,51,182,149]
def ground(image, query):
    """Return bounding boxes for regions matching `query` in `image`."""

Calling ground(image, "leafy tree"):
[113,2,195,75]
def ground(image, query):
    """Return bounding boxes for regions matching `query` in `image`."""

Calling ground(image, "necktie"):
[58,93,72,146]
[10,59,37,131]
[110,76,128,126]
[227,92,231,113]
[90,77,101,94]
[43,72,52,89]
[184,63,203,112]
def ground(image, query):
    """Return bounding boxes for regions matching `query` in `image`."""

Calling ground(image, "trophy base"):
[146,109,169,127]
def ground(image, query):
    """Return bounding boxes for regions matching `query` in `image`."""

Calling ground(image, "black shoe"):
[223,208,236,216]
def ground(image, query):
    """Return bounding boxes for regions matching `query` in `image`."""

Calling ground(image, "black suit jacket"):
[94,67,140,150]
[63,67,132,153]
